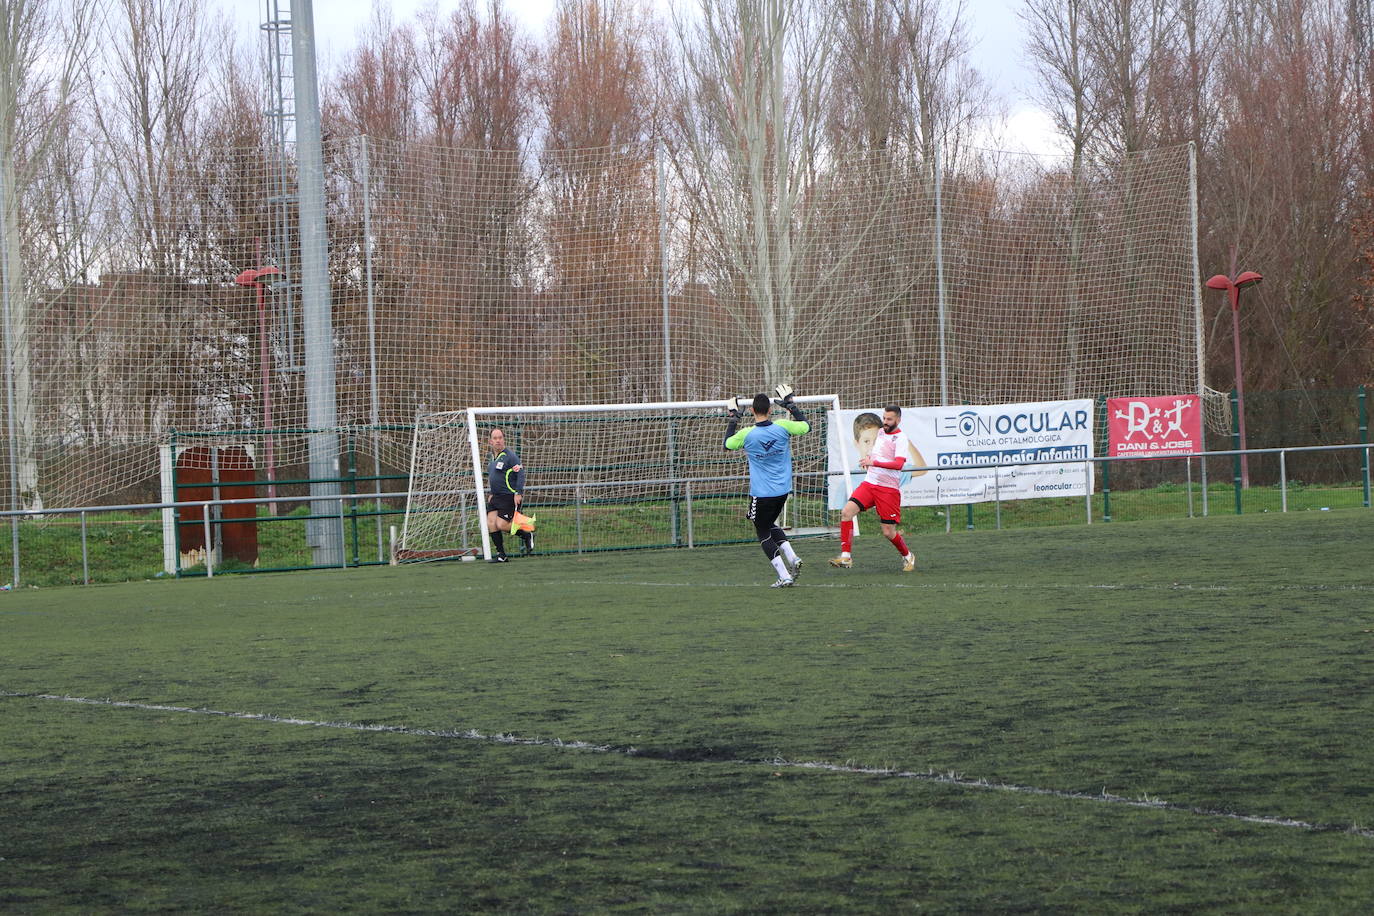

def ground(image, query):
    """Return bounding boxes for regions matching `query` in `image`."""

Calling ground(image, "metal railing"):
[0,441,1367,587]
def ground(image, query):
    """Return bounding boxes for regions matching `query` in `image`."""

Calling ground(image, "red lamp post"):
[235,265,282,514]
[1205,269,1263,488]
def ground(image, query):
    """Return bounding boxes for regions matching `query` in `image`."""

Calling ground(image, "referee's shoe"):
[488,553,508,563]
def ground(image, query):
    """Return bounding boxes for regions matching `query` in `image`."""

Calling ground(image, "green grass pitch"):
[3,510,1373,912]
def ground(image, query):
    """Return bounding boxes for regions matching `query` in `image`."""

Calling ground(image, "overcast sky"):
[219,0,1057,154]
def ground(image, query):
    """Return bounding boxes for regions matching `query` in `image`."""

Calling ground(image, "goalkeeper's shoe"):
[828,555,852,569]
[789,556,803,581]
[902,553,916,573]
[770,576,794,589]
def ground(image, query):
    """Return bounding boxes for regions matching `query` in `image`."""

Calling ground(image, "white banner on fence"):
[828,400,1095,508]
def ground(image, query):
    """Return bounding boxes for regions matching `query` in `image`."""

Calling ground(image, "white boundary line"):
[343,578,1374,594]
[514,579,1374,593]
[6,691,1371,841]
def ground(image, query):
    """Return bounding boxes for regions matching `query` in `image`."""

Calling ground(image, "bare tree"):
[92,0,228,278]
[329,8,419,141]
[1020,0,1103,397]
[0,0,100,510]
[665,0,835,387]
[1202,0,1372,391]
[536,0,665,402]
[893,0,989,165]
[827,0,905,153]
[327,0,539,416]
[1022,0,1103,165]
[1081,0,1178,155]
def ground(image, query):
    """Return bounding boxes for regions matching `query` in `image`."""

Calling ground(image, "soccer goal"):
[394,396,843,562]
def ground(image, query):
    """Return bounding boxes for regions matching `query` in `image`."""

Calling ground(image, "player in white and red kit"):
[831,405,918,571]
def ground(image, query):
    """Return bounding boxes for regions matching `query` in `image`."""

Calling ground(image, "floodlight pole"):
[1205,268,1263,489]
[291,0,343,566]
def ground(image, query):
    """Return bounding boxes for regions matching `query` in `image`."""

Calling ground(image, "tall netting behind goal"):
[3,132,1202,514]
[395,397,840,561]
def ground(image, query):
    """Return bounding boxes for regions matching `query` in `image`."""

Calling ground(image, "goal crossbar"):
[466,396,838,416]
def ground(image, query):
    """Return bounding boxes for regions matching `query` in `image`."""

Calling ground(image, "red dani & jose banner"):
[1107,395,1202,459]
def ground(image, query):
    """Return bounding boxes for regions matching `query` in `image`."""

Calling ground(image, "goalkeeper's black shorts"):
[747,494,789,535]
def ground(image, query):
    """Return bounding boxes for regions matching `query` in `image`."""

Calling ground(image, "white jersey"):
[864,427,911,490]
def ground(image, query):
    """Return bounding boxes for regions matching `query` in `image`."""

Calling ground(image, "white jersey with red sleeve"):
[863,427,910,489]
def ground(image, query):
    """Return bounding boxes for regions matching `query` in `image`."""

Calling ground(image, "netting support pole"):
[657,141,674,402]
[1189,142,1210,517]
[293,0,342,567]
[0,161,20,588]
[361,135,385,561]
[933,142,949,407]
[657,143,681,545]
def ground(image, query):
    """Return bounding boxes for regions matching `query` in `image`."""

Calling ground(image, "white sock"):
[771,555,790,579]
[780,541,799,565]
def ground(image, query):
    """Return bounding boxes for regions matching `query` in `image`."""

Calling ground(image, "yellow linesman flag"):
[512,511,537,533]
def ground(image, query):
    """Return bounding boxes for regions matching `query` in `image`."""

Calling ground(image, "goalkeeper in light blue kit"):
[724,385,810,588]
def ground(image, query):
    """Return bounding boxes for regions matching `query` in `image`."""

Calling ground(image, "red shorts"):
[849,481,901,524]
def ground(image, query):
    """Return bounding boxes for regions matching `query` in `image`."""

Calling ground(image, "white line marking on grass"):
[7,691,1372,841]
[1,691,618,750]
[548,579,1374,593]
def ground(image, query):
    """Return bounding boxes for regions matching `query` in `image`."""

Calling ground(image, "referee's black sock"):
[492,531,505,554]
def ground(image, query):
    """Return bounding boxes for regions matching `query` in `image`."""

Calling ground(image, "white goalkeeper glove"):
[773,383,795,406]
[726,396,747,417]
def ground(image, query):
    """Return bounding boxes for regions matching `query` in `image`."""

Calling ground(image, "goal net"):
[395,396,842,562]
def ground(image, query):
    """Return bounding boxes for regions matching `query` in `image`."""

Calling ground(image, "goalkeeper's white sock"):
[771,555,790,580]
[779,541,799,566]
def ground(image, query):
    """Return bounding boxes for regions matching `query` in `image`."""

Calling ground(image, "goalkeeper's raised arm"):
[772,382,808,427]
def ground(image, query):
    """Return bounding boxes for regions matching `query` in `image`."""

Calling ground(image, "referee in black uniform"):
[485,427,530,561]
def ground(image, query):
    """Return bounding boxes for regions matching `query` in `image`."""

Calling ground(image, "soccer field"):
[4,511,1373,912]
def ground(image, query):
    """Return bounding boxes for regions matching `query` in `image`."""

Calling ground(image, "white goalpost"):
[394,395,844,562]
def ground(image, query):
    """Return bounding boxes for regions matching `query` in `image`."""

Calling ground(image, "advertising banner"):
[1106,395,1202,459]
[828,400,1095,508]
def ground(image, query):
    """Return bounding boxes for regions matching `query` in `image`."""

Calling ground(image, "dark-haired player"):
[724,386,810,587]
[831,405,918,572]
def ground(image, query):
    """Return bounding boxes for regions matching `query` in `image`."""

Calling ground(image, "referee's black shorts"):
[486,492,516,522]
